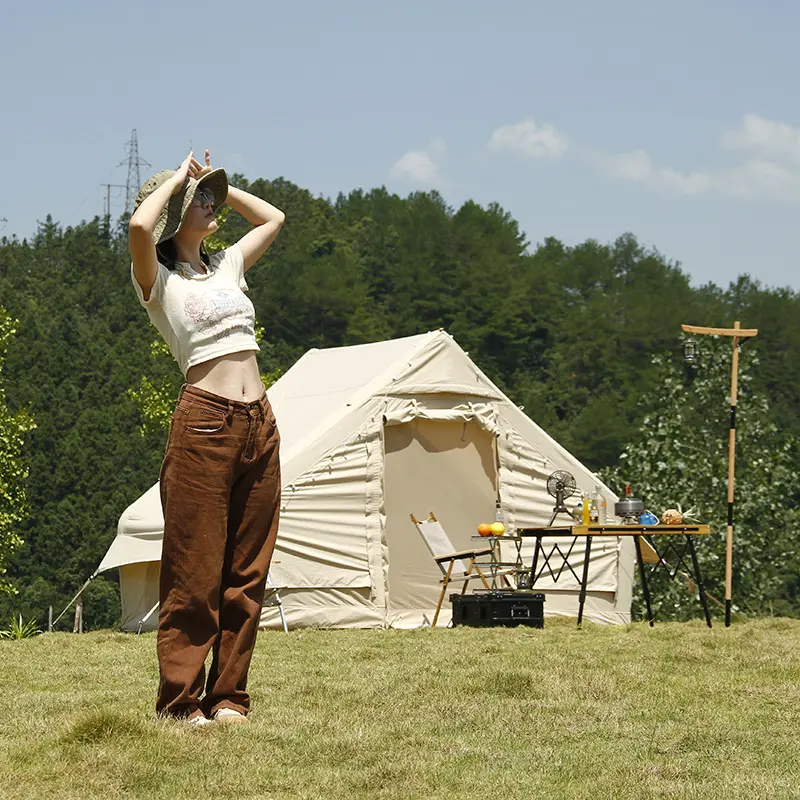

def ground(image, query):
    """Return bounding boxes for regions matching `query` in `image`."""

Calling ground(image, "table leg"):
[492,538,499,590]
[634,536,655,627]
[530,536,542,587]
[687,535,712,628]
[577,535,592,628]
[513,536,525,589]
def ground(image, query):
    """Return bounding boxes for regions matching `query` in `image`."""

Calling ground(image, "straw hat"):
[133,168,228,245]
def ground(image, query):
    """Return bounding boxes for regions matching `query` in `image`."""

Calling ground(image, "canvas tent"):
[98,330,635,630]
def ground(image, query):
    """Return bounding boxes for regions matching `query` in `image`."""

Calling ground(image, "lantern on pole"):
[682,337,699,381]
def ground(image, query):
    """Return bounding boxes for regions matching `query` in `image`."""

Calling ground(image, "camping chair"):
[410,512,517,627]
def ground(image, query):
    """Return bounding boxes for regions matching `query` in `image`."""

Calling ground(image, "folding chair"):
[410,511,516,627]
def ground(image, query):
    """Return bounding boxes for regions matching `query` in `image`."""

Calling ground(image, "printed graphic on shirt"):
[183,289,255,340]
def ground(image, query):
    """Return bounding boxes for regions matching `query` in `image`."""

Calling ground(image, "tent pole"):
[138,601,160,634]
[52,572,97,629]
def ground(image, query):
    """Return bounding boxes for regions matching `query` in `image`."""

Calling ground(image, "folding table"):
[517,524,713,628]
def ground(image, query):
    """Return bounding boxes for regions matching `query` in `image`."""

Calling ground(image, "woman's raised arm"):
[128,152,192,299]
[225,185,286,272]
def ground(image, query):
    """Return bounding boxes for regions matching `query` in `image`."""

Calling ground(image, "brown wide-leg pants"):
[156,383,281,719]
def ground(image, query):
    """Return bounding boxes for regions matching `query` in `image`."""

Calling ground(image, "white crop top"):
[131,244,259,376]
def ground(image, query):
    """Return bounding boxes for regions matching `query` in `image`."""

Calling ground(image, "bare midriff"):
[186,350,265,402]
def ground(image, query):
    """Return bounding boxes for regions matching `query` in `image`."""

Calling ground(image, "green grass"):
[1,618,800,799]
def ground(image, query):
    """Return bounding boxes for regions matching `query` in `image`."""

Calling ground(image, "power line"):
[117,129,150,216]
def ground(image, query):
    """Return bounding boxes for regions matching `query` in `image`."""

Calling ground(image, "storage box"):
[450,592,544,628]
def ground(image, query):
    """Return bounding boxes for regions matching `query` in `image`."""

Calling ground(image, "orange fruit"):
[477,523,492,536]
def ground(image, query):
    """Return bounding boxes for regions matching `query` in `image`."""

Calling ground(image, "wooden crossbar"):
[681,324,758,338]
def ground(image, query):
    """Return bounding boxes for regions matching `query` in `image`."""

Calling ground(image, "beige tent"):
[98,330,635,630]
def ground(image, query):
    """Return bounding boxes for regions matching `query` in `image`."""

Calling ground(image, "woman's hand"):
[170,151,195,194]
[169,149,214,194]
[189,149,215,179]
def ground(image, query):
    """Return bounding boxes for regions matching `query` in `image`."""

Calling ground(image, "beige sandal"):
[213,708,248,724]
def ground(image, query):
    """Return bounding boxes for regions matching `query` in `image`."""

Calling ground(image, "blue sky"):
[4,0,799,290]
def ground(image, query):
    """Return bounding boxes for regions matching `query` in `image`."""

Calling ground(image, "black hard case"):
[450,592,545,628]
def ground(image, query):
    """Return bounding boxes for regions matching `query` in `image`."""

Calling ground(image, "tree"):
[2,181,800,626]
[602,336,800,620]
[0,306,36,596]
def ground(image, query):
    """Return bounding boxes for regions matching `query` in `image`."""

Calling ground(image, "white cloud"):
[716,158,797,198]
[591,114,800,200]
[389,139,446,187]
[656,167,713,195]
[722,113,800,164]
[488,119,569,159]
[598,149,711,195]
[486,111,800,201]
[598,148,800,199]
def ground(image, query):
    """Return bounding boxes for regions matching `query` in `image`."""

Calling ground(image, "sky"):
[3,0,800,290]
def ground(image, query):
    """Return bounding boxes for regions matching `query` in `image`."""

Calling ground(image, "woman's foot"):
[213,707,248,724]
[186,710,213,727]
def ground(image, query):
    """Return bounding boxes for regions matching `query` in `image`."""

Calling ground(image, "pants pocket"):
[185,407,227,435]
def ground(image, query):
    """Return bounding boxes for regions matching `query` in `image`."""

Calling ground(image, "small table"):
[518,525,713,628]
[470,534,524,590]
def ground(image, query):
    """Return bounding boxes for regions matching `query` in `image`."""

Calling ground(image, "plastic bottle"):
[594,484,607,524]
[581,496,591,526]
[589,494,599,524]
[492,500,505,535]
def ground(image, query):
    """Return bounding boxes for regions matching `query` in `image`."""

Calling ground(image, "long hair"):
[156,238,212,272]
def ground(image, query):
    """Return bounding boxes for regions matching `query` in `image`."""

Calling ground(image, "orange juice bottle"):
[581,496,591,526]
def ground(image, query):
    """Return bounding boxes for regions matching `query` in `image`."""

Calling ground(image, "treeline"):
[1,175,798,627]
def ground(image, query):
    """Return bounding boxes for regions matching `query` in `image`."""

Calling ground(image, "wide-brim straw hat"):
[133,168,229,245]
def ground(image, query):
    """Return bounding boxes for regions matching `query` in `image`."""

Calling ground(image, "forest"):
[1,174,798,627]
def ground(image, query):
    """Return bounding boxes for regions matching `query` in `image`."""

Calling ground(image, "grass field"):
[1,618,799,800]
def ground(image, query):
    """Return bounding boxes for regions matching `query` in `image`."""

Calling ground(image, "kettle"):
[614,484,644,521]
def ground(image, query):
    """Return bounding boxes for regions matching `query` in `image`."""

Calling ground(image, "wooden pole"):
[725,322,741,627]
[73,595,83,634]
[681,321,757,627]
[48,605,53,632]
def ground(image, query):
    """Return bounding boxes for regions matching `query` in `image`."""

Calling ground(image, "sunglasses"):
[191,188,216,208]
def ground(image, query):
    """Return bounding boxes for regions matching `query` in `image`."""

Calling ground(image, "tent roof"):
[98,483,163,573]
[267,332,434,465]
[268,329,514,484]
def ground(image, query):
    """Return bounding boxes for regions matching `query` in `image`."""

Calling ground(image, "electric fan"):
[546,470,577,526]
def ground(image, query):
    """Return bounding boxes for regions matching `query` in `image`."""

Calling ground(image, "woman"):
[129,150,285,727]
